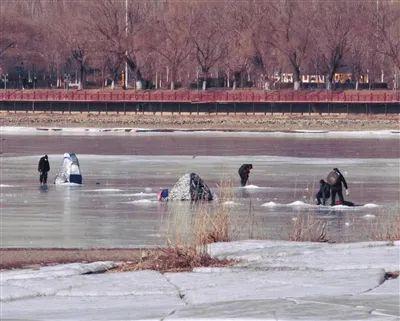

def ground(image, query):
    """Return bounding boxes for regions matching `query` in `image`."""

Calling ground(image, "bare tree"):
[147,1,194,90]
[190,2,227,90]
[373,0,400,89]
[268,0,312,90]
[312,0,360,90]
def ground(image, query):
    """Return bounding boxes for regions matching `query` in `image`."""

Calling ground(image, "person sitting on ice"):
[327,168,349,206]
[238,164,253,187]
[157,189,169,201]
[316,179,330,205]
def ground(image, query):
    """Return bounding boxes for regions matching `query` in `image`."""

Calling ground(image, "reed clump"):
[289,213,329,242]
[365,212,400,241]
[116,246,233,273]
[116,180,237,273]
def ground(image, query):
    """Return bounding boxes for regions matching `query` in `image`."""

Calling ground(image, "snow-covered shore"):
[1,125,399,138]
[1,240,399,320]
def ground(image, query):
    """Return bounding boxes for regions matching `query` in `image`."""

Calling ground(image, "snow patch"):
[241,184,260,189]
[84,188,123,192]
[287,201,312,207]
[363,214,376,219]
[223,201,239,206]
[132,192,157,197]
[363,203,379,208]
[128,199,157,205]
[54,182,82,187]
[261,201,278,207]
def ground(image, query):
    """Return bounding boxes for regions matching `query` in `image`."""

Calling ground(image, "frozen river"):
[1,130,399,248]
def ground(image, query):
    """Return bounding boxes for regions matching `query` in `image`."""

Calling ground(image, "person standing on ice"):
[38,155,50,185]
[327,168,349,206]
[238,164,253,187]
[316,179,330,205]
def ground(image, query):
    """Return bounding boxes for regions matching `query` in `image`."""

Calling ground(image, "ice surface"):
[2,136,399,247]
[1,241,399,320]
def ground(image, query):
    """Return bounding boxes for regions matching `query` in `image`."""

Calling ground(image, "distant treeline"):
[0,0,399,90]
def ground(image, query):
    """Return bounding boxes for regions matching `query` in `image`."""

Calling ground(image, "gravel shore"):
[1,111,398,130]
[0,248,145,270]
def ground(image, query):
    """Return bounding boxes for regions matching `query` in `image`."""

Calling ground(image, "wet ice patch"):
[0,184,14,188]
[363,214,376,219]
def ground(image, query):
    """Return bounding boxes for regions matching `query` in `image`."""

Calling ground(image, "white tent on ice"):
[54,153,82,184]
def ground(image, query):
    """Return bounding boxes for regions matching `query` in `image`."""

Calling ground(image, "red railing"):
[0,89,399,103]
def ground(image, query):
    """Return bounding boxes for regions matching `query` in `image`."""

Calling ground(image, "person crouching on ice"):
[238,164,253,187]
[316,179,330,205]
[327,167,349,206]
[38,155,50,185]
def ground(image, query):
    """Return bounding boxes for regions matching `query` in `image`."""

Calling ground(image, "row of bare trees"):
[1,0,399,90]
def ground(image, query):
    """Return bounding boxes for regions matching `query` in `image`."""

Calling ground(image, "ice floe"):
[1,240,398,320]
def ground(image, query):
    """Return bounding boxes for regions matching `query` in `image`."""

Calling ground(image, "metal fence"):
[1,90,399,115]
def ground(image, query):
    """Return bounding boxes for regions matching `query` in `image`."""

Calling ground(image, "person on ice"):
[327,167,349,206]
[38,155,50,185]
[316,179,330,205]
[238,164,253,187]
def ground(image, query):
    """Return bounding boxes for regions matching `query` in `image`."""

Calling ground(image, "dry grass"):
[114,247,234,273]
[289,213,329,242]
[114,180,237,273]
[365,212,400,241]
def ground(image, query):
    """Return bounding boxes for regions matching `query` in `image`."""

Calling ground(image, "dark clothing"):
[40,171,48,184]
[238,164,252,187]
[329,169,348,206]
[331,186,345,206]
[38,156,50,185]
[316,182,330,205]
[190,173,213,201]
[38,157,50,173]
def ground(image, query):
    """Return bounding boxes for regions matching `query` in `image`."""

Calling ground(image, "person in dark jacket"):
[238,164,253,187]
[328,168,349,206]
[38,155,50,185]
[316,179,330,205]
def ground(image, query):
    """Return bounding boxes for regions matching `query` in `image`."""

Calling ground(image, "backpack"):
[327,170,340,185]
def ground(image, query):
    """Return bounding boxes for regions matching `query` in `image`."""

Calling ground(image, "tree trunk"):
[170,80,175,90]
[202,80,207,91]
[79,64,86,90]
[293,66,301,91]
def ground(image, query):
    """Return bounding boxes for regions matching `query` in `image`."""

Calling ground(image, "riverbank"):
[0,248,144,270]
[1,111,398,130]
